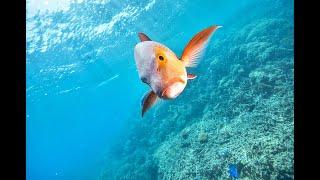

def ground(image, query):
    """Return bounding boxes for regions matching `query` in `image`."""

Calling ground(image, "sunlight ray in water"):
[97,74,120,87]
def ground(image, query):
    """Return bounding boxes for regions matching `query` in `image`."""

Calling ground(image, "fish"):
[134,25,221,117]
[228,164,239,179]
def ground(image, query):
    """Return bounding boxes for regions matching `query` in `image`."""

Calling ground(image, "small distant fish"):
[134,25,221,117]
[228,164,239,179]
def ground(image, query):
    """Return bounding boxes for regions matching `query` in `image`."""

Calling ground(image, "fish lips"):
[160,78,186,99]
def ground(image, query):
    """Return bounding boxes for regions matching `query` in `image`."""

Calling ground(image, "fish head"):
[134,41,187,99]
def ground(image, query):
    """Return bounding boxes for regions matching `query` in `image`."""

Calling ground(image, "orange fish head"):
[153,44,187,99]
[134,41,187,99]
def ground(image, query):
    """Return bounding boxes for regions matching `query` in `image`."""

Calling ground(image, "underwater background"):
[26,0,294,179]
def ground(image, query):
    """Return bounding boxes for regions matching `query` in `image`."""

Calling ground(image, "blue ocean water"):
[26,0,294,179]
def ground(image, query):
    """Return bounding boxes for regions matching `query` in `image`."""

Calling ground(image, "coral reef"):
[198,131,208,144]
[100,0,294,179]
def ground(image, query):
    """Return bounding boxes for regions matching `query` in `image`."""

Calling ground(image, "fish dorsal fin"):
[181,25,221,67]
[141,90,158,117]
[187,74,197,80]
[138,32,152,42]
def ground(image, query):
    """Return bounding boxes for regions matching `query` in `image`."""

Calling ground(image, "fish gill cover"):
[26,0,293,179]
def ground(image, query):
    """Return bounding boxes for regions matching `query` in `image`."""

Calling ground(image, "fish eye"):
[158,55,164,61]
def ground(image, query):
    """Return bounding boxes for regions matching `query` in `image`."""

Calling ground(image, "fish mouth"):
[160,77,186,99]
[160,88,171,99]
[161,88,178,99]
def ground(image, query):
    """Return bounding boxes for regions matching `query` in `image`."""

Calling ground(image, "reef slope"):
[100,0,293,179]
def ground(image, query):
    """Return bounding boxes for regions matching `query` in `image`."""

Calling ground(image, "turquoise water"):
[26,0,294,179]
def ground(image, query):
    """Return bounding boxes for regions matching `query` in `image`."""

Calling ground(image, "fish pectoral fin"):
[187,74,197,80]
[141,90,158,117]
[138,32,152,42]
[180,25,221,67]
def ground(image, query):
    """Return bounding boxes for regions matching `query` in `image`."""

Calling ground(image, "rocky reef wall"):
[100,0,294,179]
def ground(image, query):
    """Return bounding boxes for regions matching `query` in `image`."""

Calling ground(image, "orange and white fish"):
[134,25,221,117]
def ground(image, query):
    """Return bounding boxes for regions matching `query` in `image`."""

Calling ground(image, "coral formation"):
[181,128,190,139]
[198,131,208,144]
[100,0,294,179]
